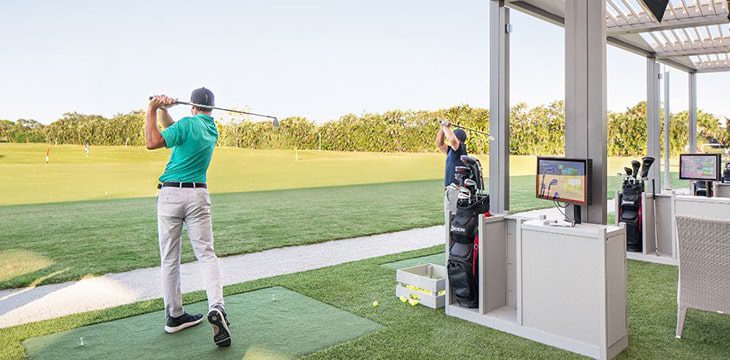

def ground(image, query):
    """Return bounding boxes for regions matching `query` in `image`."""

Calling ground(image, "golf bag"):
[619,182,643,252]
[448,155,489,309]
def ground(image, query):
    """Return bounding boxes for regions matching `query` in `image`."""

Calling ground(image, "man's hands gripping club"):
[146,95,177,150]
[436,118,460,153]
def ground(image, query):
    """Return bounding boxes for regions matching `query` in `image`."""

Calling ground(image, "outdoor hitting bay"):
[22,287,382,360]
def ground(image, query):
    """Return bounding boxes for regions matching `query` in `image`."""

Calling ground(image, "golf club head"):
[273,117,280,128]
[455,166,470,174]
[549,179,558,186]
[631,160,641,180]
[458,188,471,200]
[624,167,633,177]
[464,179,477,187]
[640,157,655,179]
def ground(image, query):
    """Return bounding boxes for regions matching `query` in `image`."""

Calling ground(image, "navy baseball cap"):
[454,129,467,142]
[191,87,214,107]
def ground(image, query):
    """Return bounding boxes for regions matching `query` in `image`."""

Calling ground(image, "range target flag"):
[641,0,670,22]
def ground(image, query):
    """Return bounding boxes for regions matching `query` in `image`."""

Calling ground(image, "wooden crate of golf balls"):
[396,264,447,308]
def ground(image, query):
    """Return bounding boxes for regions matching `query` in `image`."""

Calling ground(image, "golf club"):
[652,178,660,256]
[639,157,655,180]
[149,96,280,127]
[624,167,633,177]
[631,160,641,182]
[438,119,494,140]
[460,155,485,190]
[617,172,631,185]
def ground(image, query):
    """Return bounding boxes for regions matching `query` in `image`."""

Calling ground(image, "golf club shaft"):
[652,179,660,256]
[452,123,490,136]
[148,97,278,121]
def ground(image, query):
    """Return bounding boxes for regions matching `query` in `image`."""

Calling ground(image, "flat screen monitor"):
[679,153,721,181]
[536,157,592,205]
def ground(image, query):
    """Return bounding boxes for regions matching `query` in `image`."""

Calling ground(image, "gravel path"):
[0,226,444,328]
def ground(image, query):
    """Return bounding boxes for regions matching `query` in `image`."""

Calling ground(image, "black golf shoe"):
[207,305,231,347]
[164,312,203,334]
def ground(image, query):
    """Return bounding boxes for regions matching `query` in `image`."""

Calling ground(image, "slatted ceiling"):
[507,0,730,71]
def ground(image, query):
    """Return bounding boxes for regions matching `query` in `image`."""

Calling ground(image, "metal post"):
[688,72,698,154]
[663,70,671,190]
[489,0,510,213]
[564,0,607,224]
[646,58,661,189]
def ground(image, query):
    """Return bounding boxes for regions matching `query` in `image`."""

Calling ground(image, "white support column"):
[688,72,698,153]
[646,58,661,188]
[489,0,510,213]
[663,70,671,190]
[564,0,607,224]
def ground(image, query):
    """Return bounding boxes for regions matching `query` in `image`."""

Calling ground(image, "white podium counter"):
[446,215,628,360]
[713,182,730,198]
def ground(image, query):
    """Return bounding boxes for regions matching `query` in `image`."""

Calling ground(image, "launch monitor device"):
[536,157,593,224]
[679,153,722,181]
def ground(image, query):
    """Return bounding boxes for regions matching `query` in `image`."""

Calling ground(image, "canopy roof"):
[508,0,730,73]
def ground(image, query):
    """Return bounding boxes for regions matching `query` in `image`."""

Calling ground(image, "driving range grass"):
[1,248,728,360]
[0,143,674,206]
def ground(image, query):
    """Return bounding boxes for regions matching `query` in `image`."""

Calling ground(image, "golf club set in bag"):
[447,155,490,308]
[617,157,655,252]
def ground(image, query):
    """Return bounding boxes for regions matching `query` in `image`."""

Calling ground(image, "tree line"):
[1,101,727,156]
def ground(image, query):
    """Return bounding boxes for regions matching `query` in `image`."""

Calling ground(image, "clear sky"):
[1,0,728,124]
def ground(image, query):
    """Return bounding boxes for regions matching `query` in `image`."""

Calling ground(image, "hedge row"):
[1,102,726,156]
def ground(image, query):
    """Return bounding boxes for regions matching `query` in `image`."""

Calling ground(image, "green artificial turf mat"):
[381,253,444,270]
[22,287,382,360]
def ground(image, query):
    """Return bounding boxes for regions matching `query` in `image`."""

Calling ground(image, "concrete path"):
[0,201,618,329]
[0,226,444,329]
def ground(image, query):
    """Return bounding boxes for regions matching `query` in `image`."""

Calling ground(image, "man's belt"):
[157,182,207,189]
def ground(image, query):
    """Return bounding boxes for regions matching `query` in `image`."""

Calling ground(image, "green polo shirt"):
[159,114,218,183]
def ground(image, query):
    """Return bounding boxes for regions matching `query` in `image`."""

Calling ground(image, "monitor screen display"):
[536,157,589,205]
[679,154,721,181]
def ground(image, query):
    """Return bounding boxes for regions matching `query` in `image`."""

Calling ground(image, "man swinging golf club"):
[146,88,231,347]
[436,120,468,217]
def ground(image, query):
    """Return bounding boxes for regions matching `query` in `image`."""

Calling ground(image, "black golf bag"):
[619,182,643,252]
[448,155,489,309]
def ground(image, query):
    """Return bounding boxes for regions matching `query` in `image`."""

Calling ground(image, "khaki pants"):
[157,187,224,318]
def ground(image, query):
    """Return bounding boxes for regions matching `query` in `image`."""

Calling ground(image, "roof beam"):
[607,13,729,35]
[507,0,564,27]
[696,64,730,73]
[658,56,699,73]
[657,43,730,57]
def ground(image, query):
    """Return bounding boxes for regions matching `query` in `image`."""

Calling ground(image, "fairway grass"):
[1,249,728,360]
[0,144,449,205]
[0,143,672,206]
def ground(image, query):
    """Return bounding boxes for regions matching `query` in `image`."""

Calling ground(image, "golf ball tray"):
[395,264,447,309]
